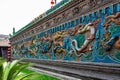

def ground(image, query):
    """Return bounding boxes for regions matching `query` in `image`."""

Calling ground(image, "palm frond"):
[0,58,35,80]
[10,62,33,80]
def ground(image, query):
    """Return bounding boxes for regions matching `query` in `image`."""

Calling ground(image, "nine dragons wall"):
[10,0,120,63]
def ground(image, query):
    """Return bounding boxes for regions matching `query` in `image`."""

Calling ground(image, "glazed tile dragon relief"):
[33,34,53,59]
[52,30,68,59]
[28,39,38,57]
[101,12,120,62]
[71,12,120,62]
[103,12,120,51]
[11,11,120,62]
[70,20,100,57]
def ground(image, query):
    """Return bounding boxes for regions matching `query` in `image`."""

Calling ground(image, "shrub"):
[0,58,36,80]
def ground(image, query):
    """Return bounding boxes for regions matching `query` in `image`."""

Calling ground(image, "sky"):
[0,0,61,35]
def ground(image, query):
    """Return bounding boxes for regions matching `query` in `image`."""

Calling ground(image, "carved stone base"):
[13,58,120,80]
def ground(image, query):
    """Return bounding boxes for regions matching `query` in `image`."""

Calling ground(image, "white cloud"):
[0,0,61,35]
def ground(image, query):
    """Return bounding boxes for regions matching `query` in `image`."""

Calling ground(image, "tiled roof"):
[0,34,9,46]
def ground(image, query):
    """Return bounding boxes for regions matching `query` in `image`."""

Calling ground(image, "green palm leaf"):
[0,57,5,80]
[0,58,35,80]
[2,62,11,80]
[10,62,33,80]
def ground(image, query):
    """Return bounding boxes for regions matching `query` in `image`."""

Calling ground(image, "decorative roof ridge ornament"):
[51,0,57,8]
[51,0,55,8]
